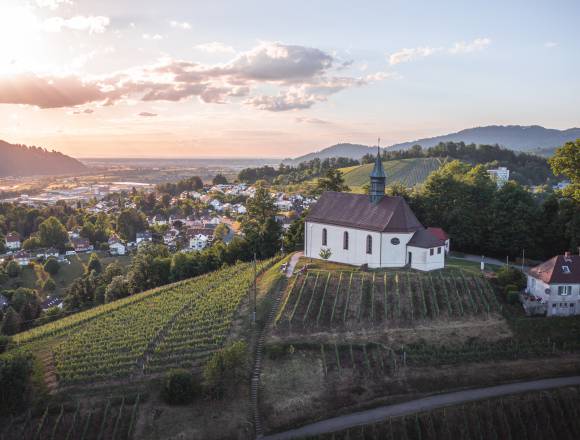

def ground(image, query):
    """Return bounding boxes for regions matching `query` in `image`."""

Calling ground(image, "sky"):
[0,0,578,158]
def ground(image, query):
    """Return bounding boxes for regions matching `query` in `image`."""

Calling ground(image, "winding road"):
[262,376,580,439]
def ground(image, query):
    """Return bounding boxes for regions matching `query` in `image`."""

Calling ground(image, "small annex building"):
[304,149,446,271]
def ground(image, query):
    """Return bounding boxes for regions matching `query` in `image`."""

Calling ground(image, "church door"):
[408,252,412,266]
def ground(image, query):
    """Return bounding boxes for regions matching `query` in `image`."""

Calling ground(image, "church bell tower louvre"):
[369,139,386,204]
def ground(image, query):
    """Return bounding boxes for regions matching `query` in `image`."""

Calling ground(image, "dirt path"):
[262,375,580,439]
[286,252,303,278]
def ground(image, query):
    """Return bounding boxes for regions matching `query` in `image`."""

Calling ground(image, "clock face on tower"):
[391,237,400,245]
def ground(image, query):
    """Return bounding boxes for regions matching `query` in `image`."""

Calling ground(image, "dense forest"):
[0,140,86,177]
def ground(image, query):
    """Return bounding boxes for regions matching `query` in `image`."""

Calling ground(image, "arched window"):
[366,235,372,254]
[343,231,349,250]
[322,228,327,246]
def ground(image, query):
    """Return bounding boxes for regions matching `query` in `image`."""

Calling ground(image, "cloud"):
[389,37,491,65]
[43,15,110,34]
[71,108,94,115]
[138,111,158,117]
[544,41,558,48]
[295,117,331,125]
[142,33,163,40]
[389,46,440,65]
[170,20,191,30]
[0,74,105,108]
[195,42,235,54]
[448,37,491,54]
[36,0,73,9]
[0,41,392,111]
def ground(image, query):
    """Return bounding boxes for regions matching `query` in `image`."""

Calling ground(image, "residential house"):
[14,250,32,266]
[189,234,210,251]
[5,232,21,250]
[70,236,94,253]
[41,296,64,310]
[136,231,153,245]
[108,236,127,256]
[524,252,580,317]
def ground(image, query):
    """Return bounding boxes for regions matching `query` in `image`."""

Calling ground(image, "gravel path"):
[262,376,580,439]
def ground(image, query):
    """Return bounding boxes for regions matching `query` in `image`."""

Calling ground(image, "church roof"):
[306,192,424,233]
[408,228,446,249]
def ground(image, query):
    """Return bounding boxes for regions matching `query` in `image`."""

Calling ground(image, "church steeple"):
[369,139,385,203]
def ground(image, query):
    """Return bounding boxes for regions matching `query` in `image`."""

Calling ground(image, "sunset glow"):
[0,0,578,158]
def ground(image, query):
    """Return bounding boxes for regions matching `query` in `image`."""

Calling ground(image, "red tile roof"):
[306,192,424,233]
[408,229,446,249]
[528,254,580,284]
[426,227,449,241]
[6,232,20,242]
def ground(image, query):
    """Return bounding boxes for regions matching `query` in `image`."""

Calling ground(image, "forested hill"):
[0,140,86,177]
[287,125,580,164]
[389,125,580,152]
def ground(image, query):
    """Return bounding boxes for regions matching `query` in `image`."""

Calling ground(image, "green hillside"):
[9,259,276,388]
[339,157,444,192]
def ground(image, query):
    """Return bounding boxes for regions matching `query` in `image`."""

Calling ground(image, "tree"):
[241,183,282,258]
[0,335,11,354]
[22,237,41,250]
[38,217,68,251]
[102,261,124,284]
[105,275,129,303]
[116,208,147,242]
[42,277,56,293]
[0,233,4,254]
[316,168,349,194]
[203,341,247,398]
[213,223,229,242]
[0,352,34,413]
[212,173,228,185]
[86,253,102,274]
[1,307,21,336]
[43,257,60,276]
[283,213,305,252]
[6,260,20,278]
[549,139,580,201]
[162,369,198,405]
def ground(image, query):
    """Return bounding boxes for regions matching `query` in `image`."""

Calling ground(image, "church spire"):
[370,138,386,203]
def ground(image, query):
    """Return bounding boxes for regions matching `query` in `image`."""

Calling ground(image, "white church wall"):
[408,245,444,271]
[380,233,414,267]
[305,222,383,267]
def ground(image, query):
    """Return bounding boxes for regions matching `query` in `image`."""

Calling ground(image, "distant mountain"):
[389,125,580,152]
[0,140,87,177]
[284,143,377,165]
[287,125,579,164]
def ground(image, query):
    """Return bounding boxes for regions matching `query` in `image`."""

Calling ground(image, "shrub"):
[0,335,11,353]
[6,261,20,278]
[504,284,519,295]
[507,291,520,305]
[203,341,247,397]
[42,278,56,293]
[0,351,34,413]
[496,266,526,290]
[43,257,60,276]
[162,369,198,405]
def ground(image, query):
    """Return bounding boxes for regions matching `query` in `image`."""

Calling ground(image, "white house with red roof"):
[5,232,21,251]
[525,252,580,316]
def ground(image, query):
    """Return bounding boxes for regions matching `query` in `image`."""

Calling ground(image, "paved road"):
[285,252,303,278]
[449,254,530,271]
[262,376,580,439]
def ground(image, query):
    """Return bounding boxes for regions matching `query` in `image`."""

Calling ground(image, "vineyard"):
[274,269,501,332]
[11,259,277,387]
[0,394,141,440]
[339,157,444,191]
[307,386,580,440]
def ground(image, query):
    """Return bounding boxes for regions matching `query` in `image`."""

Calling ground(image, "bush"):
[43,257,60,276]
[42,278,56,293]
[507,291,520,305]
[162,369,198,405]
[203,341,247,397]
[496,266,526,290]
[0,351,34,413]
[503,284,519,295]
[6,261,20,278]
[0,335,11,353]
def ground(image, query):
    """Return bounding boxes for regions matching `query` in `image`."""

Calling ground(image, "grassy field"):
[307,386,580,439]
[339,157,444,192]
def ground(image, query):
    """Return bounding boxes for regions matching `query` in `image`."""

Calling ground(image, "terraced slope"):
[9,259,277,388]
[339,157,444,191]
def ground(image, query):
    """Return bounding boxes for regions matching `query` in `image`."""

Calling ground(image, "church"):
[304,150,446,271]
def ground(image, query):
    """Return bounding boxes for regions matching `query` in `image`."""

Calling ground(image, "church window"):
[322,228,327,246]
[437,247,442,254]
[391,237,400,245]
[366,235,372,254]
[343,231,349,250]
[430,248,434,256]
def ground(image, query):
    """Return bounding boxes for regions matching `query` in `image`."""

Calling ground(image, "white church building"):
[304,150,446,271]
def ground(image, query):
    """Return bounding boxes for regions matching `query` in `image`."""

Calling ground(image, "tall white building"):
[487,167,510,188]
[304,150,446,271]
